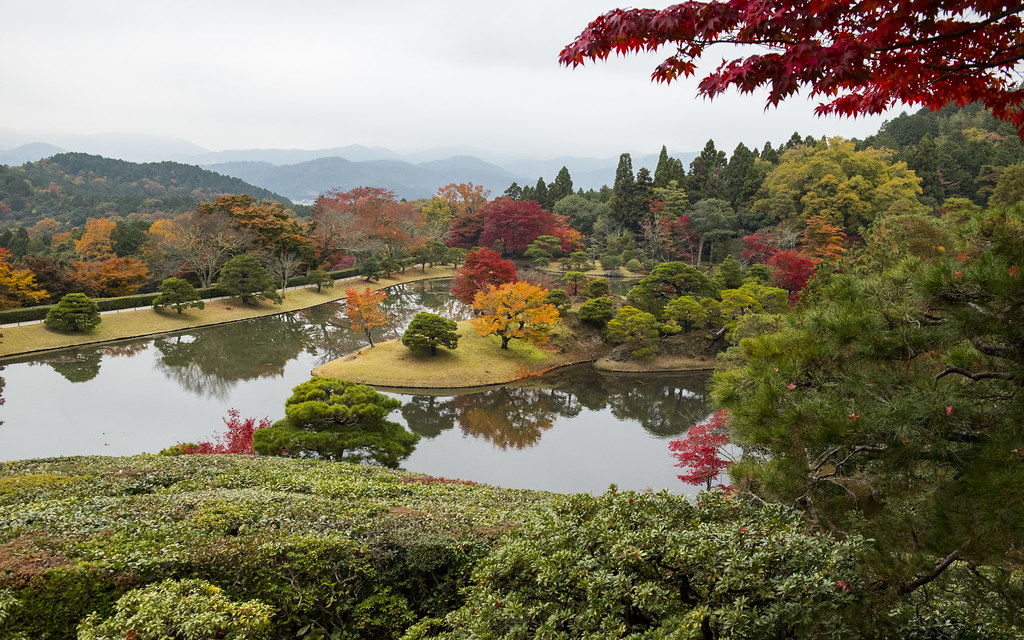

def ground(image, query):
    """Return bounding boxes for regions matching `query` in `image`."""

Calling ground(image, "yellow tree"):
[75,218,117,260]
[344,287,390,347]
[471,281,561,350]
[0,248,48,309]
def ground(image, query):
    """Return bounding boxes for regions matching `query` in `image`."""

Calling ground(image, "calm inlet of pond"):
[0,279,712,495]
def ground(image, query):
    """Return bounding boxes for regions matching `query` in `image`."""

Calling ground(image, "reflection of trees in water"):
[404,368,710,447]
[379,280,472,342]
[101,342,150,358]
[453,387,582,450]
[605,378,709,437]
[42,350,104,383]
[297,281,473,362]
[401,395,458,437]
[154,315,313,399]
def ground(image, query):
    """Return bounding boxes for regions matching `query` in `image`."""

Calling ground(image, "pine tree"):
[609,153,636,230]
[549,166,574,203]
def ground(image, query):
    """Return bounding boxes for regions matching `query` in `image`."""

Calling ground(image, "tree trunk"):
[501,335,511,349]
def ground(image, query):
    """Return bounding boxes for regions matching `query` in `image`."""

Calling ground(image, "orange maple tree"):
[344,287,391,347]
[471,281,561,350]
[800,214,848,266]
[72,257,150,298]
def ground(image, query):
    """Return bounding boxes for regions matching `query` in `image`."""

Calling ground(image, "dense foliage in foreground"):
[1,456,1020,639]
[0,455,548,639]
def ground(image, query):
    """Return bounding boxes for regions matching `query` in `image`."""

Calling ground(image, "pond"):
[0,279,712,495]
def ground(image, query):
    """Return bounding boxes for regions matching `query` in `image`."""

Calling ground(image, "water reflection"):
[142,279,475,400]
[398,366,710,450]
[1,279,712,494]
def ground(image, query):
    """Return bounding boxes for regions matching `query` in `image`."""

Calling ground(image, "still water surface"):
[0,280,711,494]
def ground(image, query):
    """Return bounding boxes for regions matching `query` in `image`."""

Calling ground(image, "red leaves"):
[561,2,1024,138]
[450,248,518,304]
[181,409,270,455]
[669,409,733,489]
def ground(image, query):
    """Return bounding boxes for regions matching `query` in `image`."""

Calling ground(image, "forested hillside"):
[0,153,293,227]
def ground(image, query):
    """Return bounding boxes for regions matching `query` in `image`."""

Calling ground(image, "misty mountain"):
[1,132,703,201]
[0,143,67,166]
[206,155,534,202]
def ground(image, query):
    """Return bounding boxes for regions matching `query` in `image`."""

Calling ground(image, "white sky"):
[1,0,901,158]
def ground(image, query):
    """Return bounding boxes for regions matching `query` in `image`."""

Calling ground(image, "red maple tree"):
[560,2,1024,137]
[479,198,559,256]
[450,248,518,304]
[669,409,733,490]
[767,249,817,300]
[741,233,781,265]
[182,409,271,455]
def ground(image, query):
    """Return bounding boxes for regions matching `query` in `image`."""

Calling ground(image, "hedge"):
[0,261,420,324]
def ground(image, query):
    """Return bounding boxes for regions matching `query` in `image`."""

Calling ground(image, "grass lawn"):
[313,320,591,389]
[0,266,455,359]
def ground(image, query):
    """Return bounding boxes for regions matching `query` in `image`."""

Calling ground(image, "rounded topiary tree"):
[578,296,614,328]
[44,293,101,332]
[218,254,281,306]
[402,312,460,356]
[153,277,205,314]
[252,377,418,468]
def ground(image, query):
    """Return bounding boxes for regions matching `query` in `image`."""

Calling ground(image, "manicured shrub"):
[44,293,101,332]
[578,296,614,328]
[153,278,205,314]
[402,312,460,356]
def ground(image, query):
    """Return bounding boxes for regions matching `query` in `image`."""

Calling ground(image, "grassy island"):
[313,320,595,389]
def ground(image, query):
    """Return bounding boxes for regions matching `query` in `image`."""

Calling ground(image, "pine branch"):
[899,548,963,595]
[935,365,1015,382]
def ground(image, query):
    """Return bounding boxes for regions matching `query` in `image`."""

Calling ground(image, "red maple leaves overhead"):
[560,1,1024,137]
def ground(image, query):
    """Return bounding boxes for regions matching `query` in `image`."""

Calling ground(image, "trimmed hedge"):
[0,262,413,324]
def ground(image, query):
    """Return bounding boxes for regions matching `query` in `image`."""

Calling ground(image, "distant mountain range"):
[0,132,699,202]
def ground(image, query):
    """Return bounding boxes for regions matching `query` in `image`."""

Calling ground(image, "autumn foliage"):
[669,409,732,490]
[181,409,271,455]
[560,2,1024,137]
[471,281,561,350]
[450,248,518,304]
[344,287,390,347]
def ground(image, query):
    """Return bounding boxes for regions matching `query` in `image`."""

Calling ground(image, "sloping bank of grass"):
[0,266,455,359]
[313,321,595,389]
[0,454,553,638]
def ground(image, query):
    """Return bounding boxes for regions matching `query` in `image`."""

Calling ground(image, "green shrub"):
[411,491,865,640]
[44,293,101,332]
[77,579,274,640]
[578,296,614,328]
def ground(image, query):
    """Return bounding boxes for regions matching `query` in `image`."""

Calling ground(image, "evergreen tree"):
[218,254,281,306]
[609,153,636,229]
[722,142,761,208]
[654,145,673,188]
[760,141,780,164]
[44,293,101,332]
[633,167,655,223]
[503,182,523,201]
[549,166,574,203]
[152,278,204,314]
[252,377,417,468]
[717,255,744,289]
[402,312,460,356]
[688,139,727,203]
[907,134,944,207]
[533,177,551,210]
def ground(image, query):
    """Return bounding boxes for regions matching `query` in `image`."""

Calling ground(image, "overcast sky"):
[2,0,902,159]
